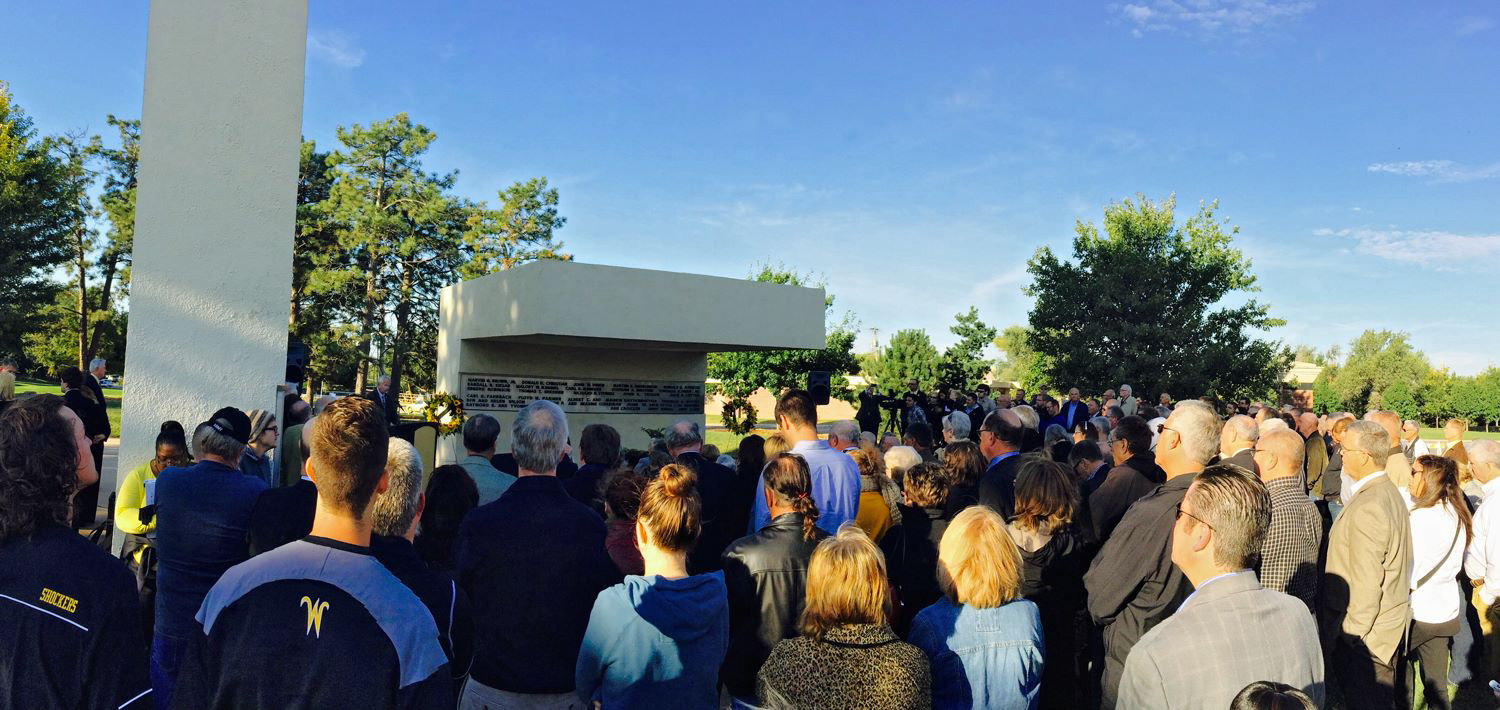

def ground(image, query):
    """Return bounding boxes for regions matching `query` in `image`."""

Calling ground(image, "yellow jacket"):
[115,463,157,565]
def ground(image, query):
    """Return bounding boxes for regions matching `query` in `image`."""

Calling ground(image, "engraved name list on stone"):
[460,373,704,414]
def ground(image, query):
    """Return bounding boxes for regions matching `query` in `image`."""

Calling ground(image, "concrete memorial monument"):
[436,261,825,459]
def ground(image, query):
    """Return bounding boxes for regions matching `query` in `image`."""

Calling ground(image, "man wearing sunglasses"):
[1085,401,1219,709]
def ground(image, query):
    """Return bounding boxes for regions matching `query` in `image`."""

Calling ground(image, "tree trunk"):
[388,263,413,399]
[75,226,90,372]
[83,252,119,364]
[354,259,377,395]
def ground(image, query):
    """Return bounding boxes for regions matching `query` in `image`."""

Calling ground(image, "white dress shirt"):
[1408,500,1464,623]
[1464,478,1500,605]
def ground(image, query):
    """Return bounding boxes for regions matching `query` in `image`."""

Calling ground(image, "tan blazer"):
[1320,473,1412,662]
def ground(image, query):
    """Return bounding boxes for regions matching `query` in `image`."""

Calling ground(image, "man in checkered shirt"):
[1251,429,1322,612]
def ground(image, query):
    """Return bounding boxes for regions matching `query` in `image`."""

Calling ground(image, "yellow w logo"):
[300,596,330,638]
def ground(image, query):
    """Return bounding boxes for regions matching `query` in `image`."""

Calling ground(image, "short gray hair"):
[884,445,922,479]
[1222,415,1259,445]
[88,358,106,371]
[859,431,878,448]
[1120,384,1132,394]
[193,422,246,462]
[371,438,423,537]
[1468,439,1500,468]
[377,375,391,385]
[1186,464,1270,569]
[829,420,860,443]
[664,420,703,450]
[1012,405,1040,430]
[1168,400,1221,465]
[512,400,569,473]
[1344,420,1391,468]
[942,411,971,440]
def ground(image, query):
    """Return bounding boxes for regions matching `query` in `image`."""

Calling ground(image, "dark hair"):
[579,423,622,466]
[638,464,701,553]
[737,434,766,480]
[1113,415,1153,455]
[1412,455,1474,546]
[282,393,310,428]
[764,453,820,540]
[461,413,501,453]
[155,427,188,452]
[603,468,646,521]
[1012,456,1078,533]
[415,465,479,570]
[775,389,817,429]
[942,440,986,488]
[0,395,78,541]
[906,421,933,449]
[1229,681,1317,710]
[1069,439,1104,469]
[59,367,97,404]
[160,420,185,435]
[981,409,1026,448]
[309,397,389,520]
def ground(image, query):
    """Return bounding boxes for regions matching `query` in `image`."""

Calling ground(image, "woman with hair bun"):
[575,463,728,708]
[720,453,831,705]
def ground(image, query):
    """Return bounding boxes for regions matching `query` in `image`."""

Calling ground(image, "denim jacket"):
[908,597,1045,710]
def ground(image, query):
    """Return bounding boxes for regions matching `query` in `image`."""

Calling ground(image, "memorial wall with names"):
[460,373,704,414]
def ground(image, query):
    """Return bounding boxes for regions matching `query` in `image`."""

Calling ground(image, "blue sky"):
[6,1,1498,373]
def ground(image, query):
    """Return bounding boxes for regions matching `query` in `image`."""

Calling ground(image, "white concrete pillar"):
[115,0,307,510]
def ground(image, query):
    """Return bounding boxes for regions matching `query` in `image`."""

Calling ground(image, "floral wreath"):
[423,392,466,437]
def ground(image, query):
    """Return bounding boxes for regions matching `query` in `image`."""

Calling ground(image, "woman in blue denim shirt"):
[908,506,1045,710]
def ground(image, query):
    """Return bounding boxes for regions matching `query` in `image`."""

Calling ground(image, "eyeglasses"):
[1175,502,1213,530]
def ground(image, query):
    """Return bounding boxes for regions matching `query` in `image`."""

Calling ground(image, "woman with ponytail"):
[720,453,831,706]
[575,463,728,709]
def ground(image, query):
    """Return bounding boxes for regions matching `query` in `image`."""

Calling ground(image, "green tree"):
[1382,379,1418,421]
[936,307,996,391]
[1332,330,1429,414]
[461,176,570,279]
[0,83,74,365]
[1025,195,1290,400]
[1311,368,1340,415]
[993,324,1049,392]
[1418,368,1456,427]
[323,113,441,394]
[81,116,138,366]
[706,265,860,434]
[863,329,940,393]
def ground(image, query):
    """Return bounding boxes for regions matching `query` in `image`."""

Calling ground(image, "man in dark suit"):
[247,424,317,555]
[977,408,1026,519]
[666,420,736,574]
[365,375,400,427]
[1219,414,1259,474]
[1059,387,1090,434]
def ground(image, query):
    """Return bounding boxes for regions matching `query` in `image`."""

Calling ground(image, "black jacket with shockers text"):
[171,536,451,709]
[719,512,830,700]
[0,523,151,710]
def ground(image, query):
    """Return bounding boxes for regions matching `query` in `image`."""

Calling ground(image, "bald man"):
[1254,429,1322,612]
[1367,410,1410,490]
[1220,415,1259,474]
[1297,412,1328,497]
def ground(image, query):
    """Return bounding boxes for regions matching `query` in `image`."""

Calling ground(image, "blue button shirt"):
[750,439,860,535]
[989,451,1019,468]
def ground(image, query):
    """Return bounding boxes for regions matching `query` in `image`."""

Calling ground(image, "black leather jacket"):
[719,512,829,700]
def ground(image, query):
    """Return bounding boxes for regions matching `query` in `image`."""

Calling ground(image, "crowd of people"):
[2,377,1498,709]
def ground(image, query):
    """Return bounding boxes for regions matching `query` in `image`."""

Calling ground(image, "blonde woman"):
[756,526,931,709]
[850,445,902,542]
[909,506,1044,709]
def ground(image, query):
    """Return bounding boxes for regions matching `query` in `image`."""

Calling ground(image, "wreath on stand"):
[423,392,466,437]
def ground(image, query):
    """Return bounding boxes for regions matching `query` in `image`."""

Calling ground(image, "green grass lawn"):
[15,380,123,436]
[1420,428,1500,442]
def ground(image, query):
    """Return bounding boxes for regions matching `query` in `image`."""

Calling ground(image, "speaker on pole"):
[808,370,831,405]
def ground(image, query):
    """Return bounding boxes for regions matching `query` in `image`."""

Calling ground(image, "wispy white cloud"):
[1366,159,1500,183]
[1313,227,1500,268]
[308,30,366,69]
[1116,0,1314,37]
[1458,16,1494,35]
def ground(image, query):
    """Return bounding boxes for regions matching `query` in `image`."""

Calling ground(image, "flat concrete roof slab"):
[440,261,826,351]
